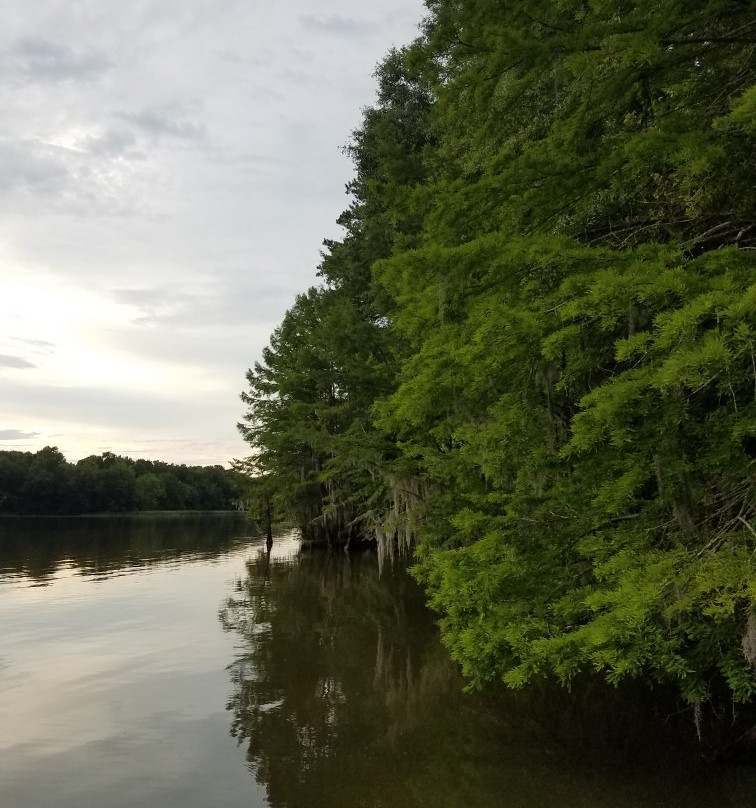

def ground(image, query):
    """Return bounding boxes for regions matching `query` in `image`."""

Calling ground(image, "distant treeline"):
[0,447,244,515]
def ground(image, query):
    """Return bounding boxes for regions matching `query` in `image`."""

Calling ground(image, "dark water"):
[0,516,752,807]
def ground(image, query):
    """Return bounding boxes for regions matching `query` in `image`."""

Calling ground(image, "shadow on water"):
[220,545,756,808]
[1,518,752,806]
[0,512,254,582]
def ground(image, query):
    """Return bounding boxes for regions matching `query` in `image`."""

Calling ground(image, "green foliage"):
[239,0,755,706]
[239,49,432,546]
[0,448,242,514]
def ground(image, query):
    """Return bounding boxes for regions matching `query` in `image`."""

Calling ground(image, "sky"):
[0,0,426,466]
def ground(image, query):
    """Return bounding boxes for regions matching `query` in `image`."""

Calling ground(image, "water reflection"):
[221,547,756,808]
[221,548,457,807]
[0,515,269,808]
[0,513,252,583]
[0,518,753,808]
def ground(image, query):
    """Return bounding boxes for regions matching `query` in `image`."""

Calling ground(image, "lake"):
[0,515,752,807]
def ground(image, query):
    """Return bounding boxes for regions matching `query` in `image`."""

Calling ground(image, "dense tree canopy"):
[240,0,755,709]
[0,448,243,515]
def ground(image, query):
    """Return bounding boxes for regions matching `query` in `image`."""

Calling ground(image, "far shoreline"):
[0,510,249,519]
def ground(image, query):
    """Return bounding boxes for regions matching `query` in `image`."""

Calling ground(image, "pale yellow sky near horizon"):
[0,0,426,466]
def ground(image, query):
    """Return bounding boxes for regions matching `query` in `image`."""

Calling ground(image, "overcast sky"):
[0,0,426,466]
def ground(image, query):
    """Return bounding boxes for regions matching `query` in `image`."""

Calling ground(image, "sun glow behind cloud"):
[0,260,233,461]
[0,0,426,465]
[2,269,213,390]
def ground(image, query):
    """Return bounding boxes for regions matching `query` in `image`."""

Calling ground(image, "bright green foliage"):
[240,0,755,705]
[384,0,756,703]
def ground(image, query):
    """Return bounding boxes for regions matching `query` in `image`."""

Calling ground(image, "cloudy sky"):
[0,0,426,466]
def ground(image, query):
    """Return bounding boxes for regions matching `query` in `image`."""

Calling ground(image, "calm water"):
[0,515,752,807]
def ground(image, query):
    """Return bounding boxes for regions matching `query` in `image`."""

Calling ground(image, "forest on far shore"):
[0,447,243,515]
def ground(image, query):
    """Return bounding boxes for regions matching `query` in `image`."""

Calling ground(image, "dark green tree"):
[238,0,755,711]
[0,448,242,514]
[239,48,433,548]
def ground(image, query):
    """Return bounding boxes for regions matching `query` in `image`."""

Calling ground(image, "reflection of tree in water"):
[0,513,253,582]
[220,548,481,808]
[221,548,756,808]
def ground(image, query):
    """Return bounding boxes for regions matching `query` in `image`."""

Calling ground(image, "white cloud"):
[0,430,40,441]
[299,14,376,37]
[116,106,207,143]
[0,0,426,465]
[0,354,36,369]
[4,37,111,84]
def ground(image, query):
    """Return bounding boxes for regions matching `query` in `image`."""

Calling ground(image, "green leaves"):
[240,0,756,706]
[386,0,756,705]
